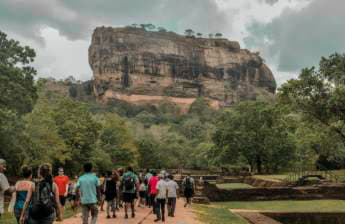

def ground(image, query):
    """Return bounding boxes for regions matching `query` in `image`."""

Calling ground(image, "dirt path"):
[58,199,201,224]
[142,199,202,224]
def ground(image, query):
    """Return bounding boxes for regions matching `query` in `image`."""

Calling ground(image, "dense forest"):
[1,30,345,176]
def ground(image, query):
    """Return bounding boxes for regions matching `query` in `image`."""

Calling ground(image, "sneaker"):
[106,215,110,219]
[125,214,128,219]
[154,218,161,222]
[112,214,116,218]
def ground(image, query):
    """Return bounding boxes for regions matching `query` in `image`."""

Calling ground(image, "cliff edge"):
[89,27,276,109]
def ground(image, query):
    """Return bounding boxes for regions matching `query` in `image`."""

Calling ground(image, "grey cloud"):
[245,0,345,72]
[262,0,279,5]
[0,0,232,42]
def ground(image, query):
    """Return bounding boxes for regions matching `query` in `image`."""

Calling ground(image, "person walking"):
[182,174,195,207]
[20,163,63,224]
[104,171,117,219]
[144,169,152,207]
[138,179,147,208]
[98,173,106,212]
[166,174,179,217]
[11,166,33,224]
[54,167,69,219]
[117,168,124,209]
[148,171,159,214]
[154,174,168,222]
[121,166,139,219]
[76,163,101,224]
[0,159,15,218]
[67,175,79,217]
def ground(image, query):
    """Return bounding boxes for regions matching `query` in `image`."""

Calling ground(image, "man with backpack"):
[76,163,101,224]
[121,166,139,219]
[182,174,195,207]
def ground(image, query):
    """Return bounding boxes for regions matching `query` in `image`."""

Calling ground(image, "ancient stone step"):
[232,210,283,224]
[192,196,210,204]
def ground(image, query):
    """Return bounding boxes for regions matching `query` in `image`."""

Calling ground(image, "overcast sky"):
[1,0,344,86]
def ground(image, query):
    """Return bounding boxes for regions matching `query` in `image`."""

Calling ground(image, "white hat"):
[0,159,6,165]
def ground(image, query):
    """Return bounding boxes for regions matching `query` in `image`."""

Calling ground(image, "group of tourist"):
[0,158,196,224]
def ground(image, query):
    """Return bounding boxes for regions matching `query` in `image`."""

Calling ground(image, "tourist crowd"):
[0,158,195,224]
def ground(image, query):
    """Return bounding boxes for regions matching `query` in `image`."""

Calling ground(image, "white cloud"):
[2,0,337,86]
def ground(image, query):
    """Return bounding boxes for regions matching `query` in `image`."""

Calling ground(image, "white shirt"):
[182,176,194,187]
[166,179,179,198]
[0,173,10,214]
[156,180,168,199]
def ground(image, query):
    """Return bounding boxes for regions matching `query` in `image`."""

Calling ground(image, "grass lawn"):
[194,200,345,224]
[194,204,248,224]
[254,170,345,183]
[216,183,254,189]
[1,211,16,224]
[216,200,345,213]
[253,174,288,182]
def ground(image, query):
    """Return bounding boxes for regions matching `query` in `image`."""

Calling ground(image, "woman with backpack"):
[9,165,33,224]
[182,174,195,208]
[20,163,62,224]
[104,171,117,219]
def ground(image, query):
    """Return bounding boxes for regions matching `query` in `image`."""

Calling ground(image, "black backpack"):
[124,175,135,191]
[184,177,193,190]
[30,181,56,219]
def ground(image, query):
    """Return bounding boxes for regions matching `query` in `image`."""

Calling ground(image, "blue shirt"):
[76,173,100,205]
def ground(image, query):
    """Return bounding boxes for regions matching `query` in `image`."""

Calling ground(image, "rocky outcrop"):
[89,27,276,108]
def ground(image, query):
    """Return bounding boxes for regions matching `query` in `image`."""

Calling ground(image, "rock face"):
[89,27,276,109]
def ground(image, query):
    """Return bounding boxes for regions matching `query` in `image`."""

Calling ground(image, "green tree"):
[278,53,345,145]
[185,29,195,37]
[197,33,203,38]
[188,97,215,122]
[0,109,28,174]
[158,27,167,32]
[146,24,156,31]
[0,30,37,115]
[52,98,101,173]
[180,118,206,140]
[23,98,70,168]
[136,135,160,168]
[213,101,296,173]
[215,33,223,38]
[0,30,38,174]
[97,113,138,167]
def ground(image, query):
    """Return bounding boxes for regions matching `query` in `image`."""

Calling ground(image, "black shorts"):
[59,196,67,206]
[123,193,135,203]
[139,191,146,198]
[68,194,77,201]
[184,188,194,198]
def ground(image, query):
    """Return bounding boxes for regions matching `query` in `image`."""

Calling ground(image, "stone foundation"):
[204,182,345,201]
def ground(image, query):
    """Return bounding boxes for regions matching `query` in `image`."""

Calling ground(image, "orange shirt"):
[54,175,69,196]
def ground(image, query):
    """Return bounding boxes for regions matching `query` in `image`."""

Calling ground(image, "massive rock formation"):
[89,27,276,109]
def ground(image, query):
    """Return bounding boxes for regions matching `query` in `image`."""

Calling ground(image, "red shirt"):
[148,176,159,195]
[54,175,69,196]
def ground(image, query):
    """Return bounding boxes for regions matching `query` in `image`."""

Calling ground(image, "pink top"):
[148,176,159,195]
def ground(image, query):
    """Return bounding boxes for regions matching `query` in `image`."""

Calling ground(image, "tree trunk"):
[256,156,262,174]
